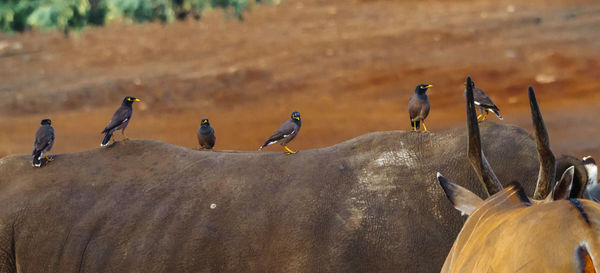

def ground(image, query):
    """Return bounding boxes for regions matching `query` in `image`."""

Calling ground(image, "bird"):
[408,83,432,132]
[197,118,216,150]
[100,96,140,147]
[464,80,502,121]
[259,111,301,154]
[32,118,55,167]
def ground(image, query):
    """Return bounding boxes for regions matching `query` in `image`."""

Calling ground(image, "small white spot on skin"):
[210,203,217,209]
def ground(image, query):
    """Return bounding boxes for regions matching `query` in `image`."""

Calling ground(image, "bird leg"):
[476,108,484,121]
[283,146,297,154]
[481,112,488,121]
[44,154,54,162]
[422,122,429,133]
[121,131,130,141]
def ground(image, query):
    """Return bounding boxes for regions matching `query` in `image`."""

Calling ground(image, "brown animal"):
[438,84,599,272]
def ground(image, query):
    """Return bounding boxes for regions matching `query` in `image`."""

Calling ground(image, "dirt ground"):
[1,0,599,163]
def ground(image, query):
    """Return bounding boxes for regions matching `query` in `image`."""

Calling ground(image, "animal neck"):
[292,119,301,126]
[199,125,212,134]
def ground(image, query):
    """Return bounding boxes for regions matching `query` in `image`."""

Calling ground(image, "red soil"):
[1,0,599,162]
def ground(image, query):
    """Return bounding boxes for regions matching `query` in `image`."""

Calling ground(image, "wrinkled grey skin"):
[0,122,543,273]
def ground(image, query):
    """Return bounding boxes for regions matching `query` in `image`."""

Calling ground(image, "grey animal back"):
[0,122,539,273]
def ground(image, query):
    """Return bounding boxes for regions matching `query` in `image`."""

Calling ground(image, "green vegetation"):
[0,0,270,33]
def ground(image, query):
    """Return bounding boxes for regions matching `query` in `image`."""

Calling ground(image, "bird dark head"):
[201,118,210,127]
[123,96,141,105]
[415,84,433,94]
[41,119,52,126]
[291,111,301,121]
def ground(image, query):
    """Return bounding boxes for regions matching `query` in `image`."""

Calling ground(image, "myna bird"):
[197,118,216,150]
[408,83,432,132]
[32,118,55,167]
[259,111,301,154]
[100,96,140,147]
[465,80,502,121]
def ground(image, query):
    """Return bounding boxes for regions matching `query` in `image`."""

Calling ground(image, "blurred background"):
[0,0,599,160]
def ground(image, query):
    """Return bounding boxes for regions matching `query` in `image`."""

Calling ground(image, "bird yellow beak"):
[426,84,433,88]
[294,117,300,120]
[134,98,141,102]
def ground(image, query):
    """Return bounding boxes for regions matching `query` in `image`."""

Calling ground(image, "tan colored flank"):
[442,186,600,272]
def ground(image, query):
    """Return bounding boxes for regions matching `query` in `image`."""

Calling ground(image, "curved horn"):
[529,86,556,200]
[466,76,503,196]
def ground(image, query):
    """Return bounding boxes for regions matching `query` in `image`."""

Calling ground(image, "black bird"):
[197,118,216,150]
[465,80,502,121]
[408,83,432,132]
[101,96,140,147]
[32,118,55,167]
[259,111,301,154]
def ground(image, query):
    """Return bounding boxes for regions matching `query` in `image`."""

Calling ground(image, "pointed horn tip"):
[436,172,448,186]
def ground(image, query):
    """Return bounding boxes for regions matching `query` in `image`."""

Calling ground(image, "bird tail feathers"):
[492,109,503,120]
[32,152,42,167]
[411,120,421,130]
[101,133,113,147]
[259,140,276,150]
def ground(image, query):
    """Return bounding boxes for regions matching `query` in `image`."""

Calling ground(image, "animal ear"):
[575,244,597,273]
[584,156,598,186]
[436,172,484,216]
[550,166,574,201]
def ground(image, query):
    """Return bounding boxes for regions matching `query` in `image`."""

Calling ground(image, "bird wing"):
[103,106,131,133]
[409,95,428,120]
[33,126,55,155]
[267,120,297,142]
[473,88,497,109]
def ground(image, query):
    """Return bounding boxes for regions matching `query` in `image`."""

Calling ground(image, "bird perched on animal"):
[464,80,502,121]
[408,83,432,132]
[259,111,301,154]
[32,118,55,167]
[100,96,140,147]
[197,118,216,150]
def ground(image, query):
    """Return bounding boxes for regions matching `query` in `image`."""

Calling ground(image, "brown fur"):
[442,188,600,272]
[0,123,545,272]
